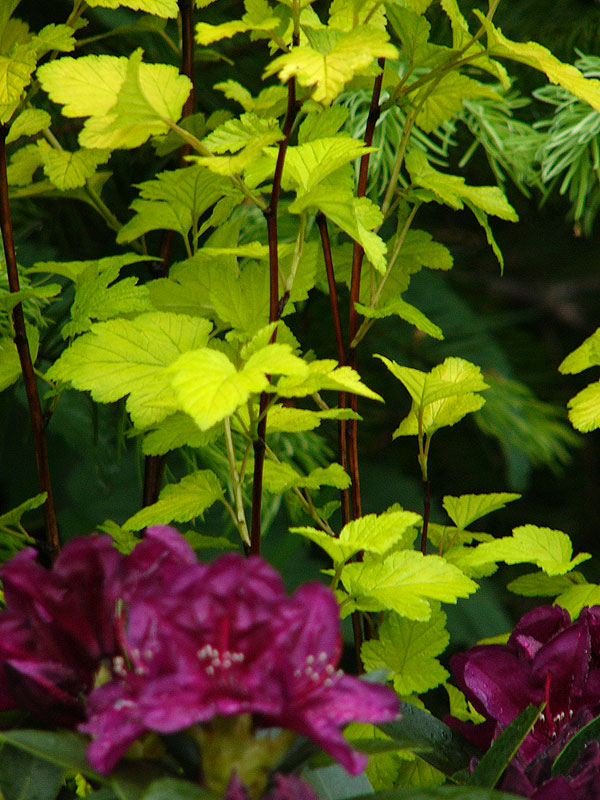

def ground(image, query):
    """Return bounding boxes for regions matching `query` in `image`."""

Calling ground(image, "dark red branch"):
[420,478,430,554]
[0,128,60,556]
[250,69,298,556]
[179,0,195,118]
[143,1,195,509]
[317,212,350,522]
[345,59,385,523]
[345,60,385,664]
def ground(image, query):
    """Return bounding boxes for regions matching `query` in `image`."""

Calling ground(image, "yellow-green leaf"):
[80,49,191,149]
[474,11,600,113]
[415,72,501,134]
[85,0,179,17]
[6,108,50,143]
[123,469,223,530]
[262,461,350,494]
[341,550,477,620]
[378,355,489,406]
[566,381,600,433]
[559,328,600,374]
[0,42,37,123]
[293,509,420,565]
[405,148,518,221]
[265,27,397,105]
[290,184,387,273]
[472,525,591,576]
[442,492,521,530]
[555,584,600,620]
[275,358,382,401]
[39,147,111,190]
[0,325,39,392]
[37,54,128,117]
[169,343,308,430]
[507,572,586,598]
[47,313,212,428]
[361,606,449,695]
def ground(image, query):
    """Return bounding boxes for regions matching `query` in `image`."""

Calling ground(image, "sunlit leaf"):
[265,27,397,105]
[342,550,477,620]
[471,525,591,576]
[46,313,212,428]
[442,493,521,530]
[123,470,223,530]
[292,509,420,565]
[362,606,449,695]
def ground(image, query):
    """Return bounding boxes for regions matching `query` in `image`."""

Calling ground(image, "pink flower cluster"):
[0,527,398,781]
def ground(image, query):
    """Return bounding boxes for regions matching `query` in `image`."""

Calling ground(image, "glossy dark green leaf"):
[0,729,166,800]
[303,764,372,800]
[348,738,429,756]
[86,790,119,800]
[141,776,219,800]
[0,742,64,800]
[551,711,600,777]
[107,760,168,800]
[0,729,100,779]
[468,705,541,788]
[377,702,480,776]
[352,788,524,799]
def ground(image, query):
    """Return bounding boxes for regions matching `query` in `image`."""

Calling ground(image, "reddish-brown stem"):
[347,59,385,349]
[143,2,196,509]
[317,213,345,364]
[250,67,298,555]
[420,478,430,554]
[345,61,385,520]
[0,128,60,556]
[345,60,385,663]
[317,213,351,521]
[143,454,168,507]
[179,0,195,118]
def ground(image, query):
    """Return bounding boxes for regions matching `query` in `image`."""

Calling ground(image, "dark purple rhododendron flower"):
[0,526,195,724]
[82,549,398,774]
[446,605,600,798]
[500,709,600,799]
[0,526,398,780]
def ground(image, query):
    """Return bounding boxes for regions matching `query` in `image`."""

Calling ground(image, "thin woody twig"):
[0,127,60,556]
[250,58,298,555]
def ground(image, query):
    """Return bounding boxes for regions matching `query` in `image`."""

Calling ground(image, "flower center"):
[536,671,573,740]
[196,644,245,676]
[293,651,343,691]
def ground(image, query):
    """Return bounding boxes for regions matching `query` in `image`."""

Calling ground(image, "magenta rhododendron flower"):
[0,526,398,782]
[82,550,398,775]
[0,526,198,724]
[269,582,398,775]
[446,605,600,798]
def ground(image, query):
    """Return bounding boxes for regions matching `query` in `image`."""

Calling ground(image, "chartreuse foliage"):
[2,0,600,797]
[559,327,600,433]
